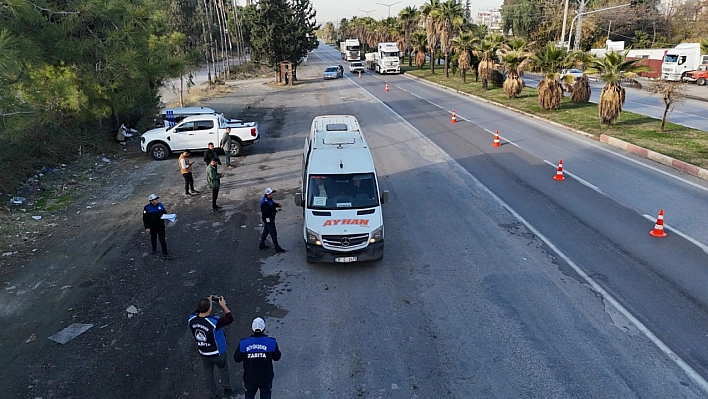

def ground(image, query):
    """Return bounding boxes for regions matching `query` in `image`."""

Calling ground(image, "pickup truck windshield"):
[307,173,379,210]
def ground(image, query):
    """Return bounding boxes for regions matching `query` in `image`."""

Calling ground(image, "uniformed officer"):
[142,194,168,256]
[234,317,282,399]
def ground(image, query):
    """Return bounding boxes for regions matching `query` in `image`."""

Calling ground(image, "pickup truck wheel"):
[150,143,169,160]
[698,78,706,86]
[229,140,242,156]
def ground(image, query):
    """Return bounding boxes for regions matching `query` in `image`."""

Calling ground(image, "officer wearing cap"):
[259,188,286,253]
[234,317,282,399]
[142,194,168,256]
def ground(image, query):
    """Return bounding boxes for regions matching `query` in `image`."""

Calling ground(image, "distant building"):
[477,9,502,32]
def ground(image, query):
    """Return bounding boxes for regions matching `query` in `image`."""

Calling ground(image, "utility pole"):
[560,0,570,49]
[377,1,401,19]
[573,0,588,51]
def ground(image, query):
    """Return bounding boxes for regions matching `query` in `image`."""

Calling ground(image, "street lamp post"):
[359,9,375,17]
[377,1,402,19]
[568,2,633,51]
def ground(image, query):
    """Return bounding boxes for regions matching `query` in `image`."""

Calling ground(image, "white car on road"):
[349,61,365,74]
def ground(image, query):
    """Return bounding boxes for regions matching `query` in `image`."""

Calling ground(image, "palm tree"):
[701,38,708,55]
[472,39,497,90]
[530,43,567,110]
[398,6,419,67]
[565,50,594,103]
[420,0,442,73]
[411,30,428,69]
[432,0,464,78]
[586,50,652,125]
[452,30,476,83]
[500,50,530,98]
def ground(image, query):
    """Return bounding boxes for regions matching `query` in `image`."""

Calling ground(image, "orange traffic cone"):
[358,71,361,78]
[385,82,389,92]
[650,209,667,237]
[451,110,457,124]
[492,130,501,147]
[554,160,565,181]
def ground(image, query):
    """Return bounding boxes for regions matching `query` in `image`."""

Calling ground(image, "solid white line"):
[361,84,708,394]
[642,214,708,255]
[542,160,604,193]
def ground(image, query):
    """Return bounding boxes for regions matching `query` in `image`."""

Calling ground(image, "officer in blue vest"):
[142,193,168,256]
[188,296,235,399]
[234,317,282,399]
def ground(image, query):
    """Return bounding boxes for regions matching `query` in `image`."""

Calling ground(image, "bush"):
[490,70,505,88]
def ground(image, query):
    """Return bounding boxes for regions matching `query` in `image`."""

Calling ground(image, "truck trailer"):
[340,39,361,61]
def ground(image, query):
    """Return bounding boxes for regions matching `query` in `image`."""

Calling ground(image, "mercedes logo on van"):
[341,237,351,246]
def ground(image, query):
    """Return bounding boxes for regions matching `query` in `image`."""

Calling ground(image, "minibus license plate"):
[335,256,357,263]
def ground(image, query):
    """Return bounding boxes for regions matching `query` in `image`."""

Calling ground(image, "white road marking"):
[541,160,604,193]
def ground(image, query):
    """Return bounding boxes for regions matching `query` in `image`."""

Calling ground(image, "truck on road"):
[141,114,259,160]
[340,39,361,61]
[375,42,401,74]
[295,115,389,263]
[661,43,708,81]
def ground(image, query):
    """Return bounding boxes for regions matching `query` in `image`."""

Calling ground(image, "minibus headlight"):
[306,228,321,245]
[370,226,383,243]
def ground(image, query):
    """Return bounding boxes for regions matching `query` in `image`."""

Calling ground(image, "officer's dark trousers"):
[244,380,273,399]
[260,221,280,248]
[150,226,167,254]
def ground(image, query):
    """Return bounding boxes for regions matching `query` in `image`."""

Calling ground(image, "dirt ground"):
[0,73,294,398]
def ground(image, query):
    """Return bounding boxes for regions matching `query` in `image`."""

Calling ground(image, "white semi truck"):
[340,39,361,61]
[375,42,400,74]
[661,43,708,81]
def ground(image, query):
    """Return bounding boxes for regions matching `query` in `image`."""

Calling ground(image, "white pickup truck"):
[141,114,259,160]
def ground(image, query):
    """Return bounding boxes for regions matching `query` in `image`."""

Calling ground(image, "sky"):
[309,0,504,25]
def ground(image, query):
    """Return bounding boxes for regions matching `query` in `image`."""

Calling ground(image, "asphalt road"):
[308,44,708,397]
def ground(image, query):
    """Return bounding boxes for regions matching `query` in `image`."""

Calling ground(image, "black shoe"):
[214,205,222,209]
[191,190,200,194]
[185,192,192,196]
[259,244,270,249]
[162,253,170,258]
[212,208,220,212]
[275,247,287,253]
[223,388,234,397]
[151,249,156,255]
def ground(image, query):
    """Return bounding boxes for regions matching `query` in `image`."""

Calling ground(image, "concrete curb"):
[401,73,708,182]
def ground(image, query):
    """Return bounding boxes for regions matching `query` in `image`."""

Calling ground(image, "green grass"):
[34,192,73,212]
[403,65,708,169]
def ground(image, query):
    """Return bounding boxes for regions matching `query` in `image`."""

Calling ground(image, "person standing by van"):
[220,127,234,169]
[179,149,200,196]
[207,158,224,211]
[259,188,285,252]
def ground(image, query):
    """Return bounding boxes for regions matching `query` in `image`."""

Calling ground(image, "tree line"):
[0,0,318,193]
[320,0,707,132]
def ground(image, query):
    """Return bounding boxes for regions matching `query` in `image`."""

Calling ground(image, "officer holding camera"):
[188,295,235,398]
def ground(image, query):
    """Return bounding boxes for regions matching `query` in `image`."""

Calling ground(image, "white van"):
[295,115,389,263]
[158,107,240,128]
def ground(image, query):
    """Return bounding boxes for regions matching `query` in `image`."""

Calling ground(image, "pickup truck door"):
[192,119,218,149]
[169,121,196,150]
